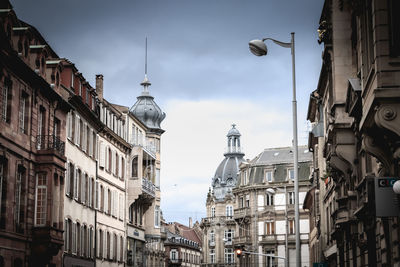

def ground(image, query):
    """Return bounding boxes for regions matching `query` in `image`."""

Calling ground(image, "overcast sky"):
[12,0,324,225]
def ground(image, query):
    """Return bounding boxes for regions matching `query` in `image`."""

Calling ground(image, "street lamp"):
[249,32,300,267]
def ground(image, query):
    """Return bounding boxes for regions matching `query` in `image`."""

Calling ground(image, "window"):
[0,159,7,229]
[265,221,275,235]
[115,153,119,176]
[224,248,234,264]
[266,249,275,267]
[99,229,103,258]
[266,193,274,206]
[210,249,215,263]
[288,169,294,181]
[100,185,104,212]
[265,171,273,182]
[107,189,111,214]
[389,0,400,56]
[224,229,234,242]
[108,148,112,172]
[120,235,124,261]
[35,173,47,226]
[107,231,111,259]
[131,157,138,178]
[76,222,81,256]
[210,230,215,243]
[226,205,233,217]
[19,91,29,133]
[171,249,177,260]
[15,166,25,232]
[76,169,81,202]
[2,81,12,123]
[65,218,72,253]
[154,205,160,227]
[361,0,374,79]
[211,206,215,217]
[37,107,46,148]
[239,196,244,208]
[289,219,295,234]
[89,227,94,258]
[246,194,250,207]
[66,162,74,197]
[113,233,117,261]
[121,157,125,180]
[288,192,294,205]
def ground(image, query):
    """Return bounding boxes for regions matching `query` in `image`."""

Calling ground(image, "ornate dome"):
[212,124,245,200]
[131,75,165,131]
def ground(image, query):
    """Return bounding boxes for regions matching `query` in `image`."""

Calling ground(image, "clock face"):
[227,178,234,186]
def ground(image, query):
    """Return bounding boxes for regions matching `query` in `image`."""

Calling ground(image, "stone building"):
[0,4,71,266]
[201,125,245,266]
[120,74,167,267]
[233,146,312,267]
[164,221,202,267]
[305,0,400,266]
[62,60,101,267]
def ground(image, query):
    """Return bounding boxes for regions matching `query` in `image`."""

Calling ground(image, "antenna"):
[145,37,148,76]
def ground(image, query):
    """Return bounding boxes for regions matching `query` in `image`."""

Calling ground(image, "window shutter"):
[104,188,108,214]
[66,162,70,196]
[110,234,114,260]
[117,235,120,262]
[112,152,115,174]
[95,181,99,210]
[74,115,79,145]
[105,147,109,170]
[103,232,107,259]
[97,229,100,257]
[82,122,87,151]
[81,173,85,205]
[119,194,123,220]
[72,222,76,254]
[99,143,105,167]
[118,156,122,178]
[89,129,93,157]
[95,134,99,160]
[74,168,78,200]
[88,177,92,207]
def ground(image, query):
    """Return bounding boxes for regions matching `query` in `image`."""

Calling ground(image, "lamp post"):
[249,32,300,267]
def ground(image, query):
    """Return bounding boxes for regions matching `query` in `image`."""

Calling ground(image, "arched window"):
[131,157,138,178]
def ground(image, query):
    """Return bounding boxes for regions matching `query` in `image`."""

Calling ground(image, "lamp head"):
[393,180,400,194]
[249,39,267,56]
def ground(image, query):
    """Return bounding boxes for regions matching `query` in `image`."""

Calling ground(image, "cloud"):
[160,98,294,223]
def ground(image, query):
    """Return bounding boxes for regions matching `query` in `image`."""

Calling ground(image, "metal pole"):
[285,185,288,267]
[290,32,300,267]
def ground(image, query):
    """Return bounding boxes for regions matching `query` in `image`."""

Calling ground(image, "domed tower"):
[212,124,245,200]
[130,74,165,133]
[201,124,245,265]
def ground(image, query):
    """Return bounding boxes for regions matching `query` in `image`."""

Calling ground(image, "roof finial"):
[141,37,151,94]
[232,123,236,128]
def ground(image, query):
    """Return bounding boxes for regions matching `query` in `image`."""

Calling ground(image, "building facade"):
[0,4,71,266]
[305,0,400,266]
[164,222,202,267]
[62,60,100,267]
[201,125,245,266]
[233,146,312,267]
[0,1,168,266]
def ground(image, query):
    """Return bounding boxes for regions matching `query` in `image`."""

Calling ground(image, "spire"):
[140,37,151,95]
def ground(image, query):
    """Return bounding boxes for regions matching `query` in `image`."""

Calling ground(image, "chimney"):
[189,217,193,228]
[96,74,103,100]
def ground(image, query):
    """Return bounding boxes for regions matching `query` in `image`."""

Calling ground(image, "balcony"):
[31,226,64,265]
[260,234,277,244]
[142,178,156,198]
[233,236,251,245]
[224,240,233,246]
[209,240,215,247]
[36,135,65,155]
[169,258,182,266]
[234,207,251,220]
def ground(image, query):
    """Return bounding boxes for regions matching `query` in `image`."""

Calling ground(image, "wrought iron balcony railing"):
[142,178,156,197]
[36,135,65,155]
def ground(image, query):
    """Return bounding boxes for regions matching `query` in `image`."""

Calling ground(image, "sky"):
[11,0,324,225]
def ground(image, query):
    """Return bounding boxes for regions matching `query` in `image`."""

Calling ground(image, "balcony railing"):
[142,178,156,197]
[233,236,251,244]
[234,207,250,219]
[36,135,65,155]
